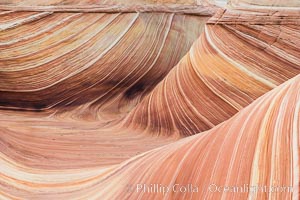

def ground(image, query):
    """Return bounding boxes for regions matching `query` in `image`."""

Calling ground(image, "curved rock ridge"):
[98,74,300,200]
[0,10,211,171]
[0,11,208,119]
[124,9,300,136]
[1,71,299,199]
[0,2,300,200]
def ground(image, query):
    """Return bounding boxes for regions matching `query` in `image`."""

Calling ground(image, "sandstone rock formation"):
[0,0,299,199]
[0,10,209,170]
[95,73,300,200]
[125,8,300,136]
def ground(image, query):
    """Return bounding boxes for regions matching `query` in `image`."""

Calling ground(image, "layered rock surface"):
[0,10,209,170]
[0,0,299,199]
[94,72,300,200]
[125,8,300,136]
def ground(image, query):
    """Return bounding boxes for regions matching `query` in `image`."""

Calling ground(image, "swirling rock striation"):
[124,8,300,136]
[0,1,300,199]
[1,64,299,199]
[97,72,300,200]
[0,9,210,170]
[0,11,208,117]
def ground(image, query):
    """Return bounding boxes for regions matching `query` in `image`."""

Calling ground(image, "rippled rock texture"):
[0,11,209,170]
[0,0,299,199]
[125,9,300,136]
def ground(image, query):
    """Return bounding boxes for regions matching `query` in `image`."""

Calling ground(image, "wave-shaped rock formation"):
[0,9,210,170]
[0,0,300,199]
[95,73,300,200]
[1,68,299,199]
[125,8,300,136]
[0,11,208,114]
